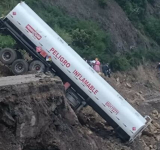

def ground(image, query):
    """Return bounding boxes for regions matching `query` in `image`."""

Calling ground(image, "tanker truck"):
[0,2,151,142]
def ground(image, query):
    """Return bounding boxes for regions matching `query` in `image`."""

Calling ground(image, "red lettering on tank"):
[26,24,42,40]
[79,76,83,81]
[57,55,61,59]
[84,80,89,85]
[50,48,55,52]
[87,83,91,88]
[60,57,64,62]
[55,52,60,58]
[53,50,57,55]
[49,48,71,69]
[73,69,98,95]
[89,86,94,91]
[63,60,67,65]
[81,78,85,82]
[94,90,98,95]
[73,70,80,76]
[105,101,119,115]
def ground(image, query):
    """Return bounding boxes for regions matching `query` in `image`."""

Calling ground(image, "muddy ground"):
[0,63,160,150]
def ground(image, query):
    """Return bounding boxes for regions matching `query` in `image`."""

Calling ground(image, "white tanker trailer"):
[0,2,151,142]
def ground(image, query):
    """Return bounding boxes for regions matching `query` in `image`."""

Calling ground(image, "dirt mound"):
[0,73,145,150]
[0,74,82,150]
[0,64,160,150]
[0,62,12,77]
[80,63,160,150]
[0,74,131,150]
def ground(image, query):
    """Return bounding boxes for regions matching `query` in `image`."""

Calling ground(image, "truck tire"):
[11,59,28,75]
[29,60,45,73]
[0,48,17,65]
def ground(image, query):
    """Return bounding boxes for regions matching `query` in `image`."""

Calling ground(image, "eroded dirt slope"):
[0,73,131,150]
[80,63,160,150]
[0,74,84,150]
[0,63,160,150]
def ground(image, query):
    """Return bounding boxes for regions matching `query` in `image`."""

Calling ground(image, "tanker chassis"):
[0,2,151,142]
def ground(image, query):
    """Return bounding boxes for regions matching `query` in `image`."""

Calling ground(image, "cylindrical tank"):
[6,2,150,141]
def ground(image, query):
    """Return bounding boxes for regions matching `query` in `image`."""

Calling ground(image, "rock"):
[116,77,119,82]
[149,124,157,134]
[156,135,160,141]
[87,130,93,135]
[106,126,114,131]
[153,122,160,129]
[152,110,159,120]
[153,145,157,149]
[139,91,143,94]
[126,83,132,88]
[152,110,159,115]
[135,92,140,96]
[95,122,105,128]
[139,95,145,101]
[131,77,136,82]
[143,130,153,137]
[136,101,140,106]
[144,147,150,150]
[30,115,36,126]
[149,145,153,149]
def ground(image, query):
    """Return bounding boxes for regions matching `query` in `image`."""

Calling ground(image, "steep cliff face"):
[49,0,158,52]
[0,67,160,150]
[0,73,132,150]
[0,74,91,150]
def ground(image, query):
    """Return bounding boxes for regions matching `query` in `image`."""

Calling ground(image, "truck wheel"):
[29,60,45,73]
[11,59,28,75]
[0,48,17,65]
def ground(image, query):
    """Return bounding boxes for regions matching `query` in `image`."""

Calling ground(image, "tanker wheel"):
[0,48,17,65]
[29,60,45,73]
[11,59,28,75]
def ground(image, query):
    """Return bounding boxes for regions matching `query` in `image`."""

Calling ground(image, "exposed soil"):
[0,63,160,150]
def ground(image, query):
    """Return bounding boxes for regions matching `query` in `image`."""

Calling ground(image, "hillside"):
[1,1,160,150]
[0,62,160,150]
[1,0,160,71]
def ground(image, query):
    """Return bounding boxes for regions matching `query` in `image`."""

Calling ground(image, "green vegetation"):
[145,17,160,45]
[114,0,160,45]
[110,49,160,71]
[0,0,160,71]
[97,0,108,8]
[115,0,147,23]
[0,35,15,48]
[0,0,112,64]
[112,0,160,70]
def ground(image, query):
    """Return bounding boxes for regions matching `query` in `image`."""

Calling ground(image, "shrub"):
[0,35,16,49]
[110,55,131,71]
[144,17,160,45]
[98,0,108,8]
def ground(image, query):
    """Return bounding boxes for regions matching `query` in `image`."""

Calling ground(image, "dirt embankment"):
[0,73,95,150]
[0,73,133,150]
[0,63,160,150]
[80,63,160,150]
